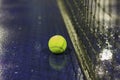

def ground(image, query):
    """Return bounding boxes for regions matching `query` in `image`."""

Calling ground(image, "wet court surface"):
[0,0,84,80]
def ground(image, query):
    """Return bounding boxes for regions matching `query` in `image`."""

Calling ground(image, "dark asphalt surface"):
[0,0,84,80]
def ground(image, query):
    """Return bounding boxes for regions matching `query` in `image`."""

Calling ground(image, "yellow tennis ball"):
[48,35,67,54]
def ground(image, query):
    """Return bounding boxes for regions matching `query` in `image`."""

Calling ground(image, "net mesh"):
[57,0,120,80]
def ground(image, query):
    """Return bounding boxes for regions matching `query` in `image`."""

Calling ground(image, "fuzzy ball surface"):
[48,35,67,54]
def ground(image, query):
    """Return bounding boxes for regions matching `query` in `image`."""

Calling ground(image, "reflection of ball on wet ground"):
[49,54,67,70]
[48,35,67,54]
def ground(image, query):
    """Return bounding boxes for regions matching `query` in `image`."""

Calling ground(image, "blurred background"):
[0,0,119,80]
[58,0,120,80]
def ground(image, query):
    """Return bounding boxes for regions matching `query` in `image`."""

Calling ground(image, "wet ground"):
[0,0,84,80]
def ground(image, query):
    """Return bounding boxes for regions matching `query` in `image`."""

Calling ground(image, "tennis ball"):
[48,35,67,54]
